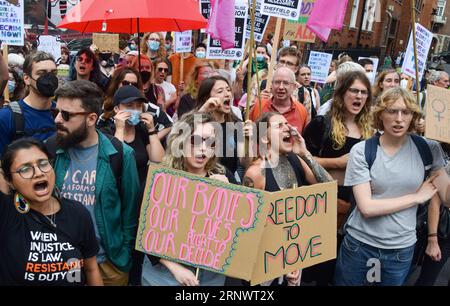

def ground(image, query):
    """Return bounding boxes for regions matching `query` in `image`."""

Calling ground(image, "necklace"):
[44,197,57,228]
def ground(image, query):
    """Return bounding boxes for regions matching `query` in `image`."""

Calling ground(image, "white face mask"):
[365,72,374,83]
[400,79,408,89]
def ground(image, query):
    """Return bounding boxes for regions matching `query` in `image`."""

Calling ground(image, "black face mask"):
[99,52,112,61]
[34,73,59,97]
[140,71,151,84]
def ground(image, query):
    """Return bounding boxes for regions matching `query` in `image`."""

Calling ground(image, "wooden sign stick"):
[3,45,9,102]
[265,17,282,91]
[180,53,185,84]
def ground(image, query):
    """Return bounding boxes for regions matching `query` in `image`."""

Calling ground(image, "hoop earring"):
[14,193,30,214]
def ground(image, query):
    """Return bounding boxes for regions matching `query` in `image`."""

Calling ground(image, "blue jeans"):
[334,234,415,286]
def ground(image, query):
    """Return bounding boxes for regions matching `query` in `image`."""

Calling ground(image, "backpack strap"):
[7,101,25,141]
[44,135,57,161]
[364,134,380,170]
[410,134,433,180]
[104,134,123,197]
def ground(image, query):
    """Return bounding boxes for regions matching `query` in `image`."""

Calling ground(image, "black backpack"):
[45,133,124,198]
[6,101,57,141]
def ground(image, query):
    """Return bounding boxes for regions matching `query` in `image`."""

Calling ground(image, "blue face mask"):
[196,51,206,59]
[256,54,265,63]
[148,40,160,51]
[126,110,141,126]
[128,44,137,51]
[8,80,15,93]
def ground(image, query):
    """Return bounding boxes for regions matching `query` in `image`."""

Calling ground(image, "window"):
[415,0,423,11]
[362,0,377,32]
[350,0,360,28]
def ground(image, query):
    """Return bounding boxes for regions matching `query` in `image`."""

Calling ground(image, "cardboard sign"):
[135,165,271,281]
[245,0,270,43]
[38,35,61,62]
[0,0,24,46]
[308,51,333,84]
[401,23,433,81]
[425,85,450,144]
[175,31,192,53]
[206,2,248,60]
[136,165,338,284]
[261,0,302,21]
[283,0,316,42]
[251,182,337,285]
[92,33,119,53]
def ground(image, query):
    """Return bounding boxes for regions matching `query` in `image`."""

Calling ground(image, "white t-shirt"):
[157,81,177,102]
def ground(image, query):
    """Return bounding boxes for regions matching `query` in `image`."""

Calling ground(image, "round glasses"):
[11,159,52,179]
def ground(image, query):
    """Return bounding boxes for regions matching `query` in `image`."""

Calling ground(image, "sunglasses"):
[76,56,93,64]
[190,135,216,148]
[54,109,92,121]
[121,80,138,88]
[158,67,169,73]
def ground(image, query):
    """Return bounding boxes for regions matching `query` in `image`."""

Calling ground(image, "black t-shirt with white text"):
[0,193,99,286]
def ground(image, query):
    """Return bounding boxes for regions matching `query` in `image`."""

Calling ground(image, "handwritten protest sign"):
[175,31,192,53]
[261,0,302,21]
[136,165,338,283]
[135,165,270,280]
[283,0,316,42]
[92,33,119,53]
[245,0,270,43]
[206,1,248,60]
[425,85,450,144]
[308,51,333,84]
[251,182,337,285]
[401,23,433,81]
[0,0,24,46]
[38,35,61,62]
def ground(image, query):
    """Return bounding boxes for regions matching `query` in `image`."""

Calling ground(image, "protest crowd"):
[1,0,450,288]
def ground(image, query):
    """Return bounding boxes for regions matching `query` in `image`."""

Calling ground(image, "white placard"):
[0,0,24,46]
[358,56,379,84]
[206,2,248,60]
[308,51,333,84]
[261,0,302,21]
[175,31,192,53]
[245,0,270,43]
[38,35,61,62]
[401,23,433,80]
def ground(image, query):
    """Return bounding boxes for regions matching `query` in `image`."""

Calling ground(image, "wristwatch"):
[148,129,158,135]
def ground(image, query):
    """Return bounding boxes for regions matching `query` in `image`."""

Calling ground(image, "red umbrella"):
[57,0,207,72]
[57,0,207,33]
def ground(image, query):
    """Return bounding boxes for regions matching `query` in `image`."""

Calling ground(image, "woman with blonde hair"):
[334,87,450,286]
[302,70,373,285]
[141,112,229,286]
[176,61,215,119]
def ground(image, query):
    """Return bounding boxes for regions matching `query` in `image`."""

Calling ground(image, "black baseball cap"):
[113,85,147,106]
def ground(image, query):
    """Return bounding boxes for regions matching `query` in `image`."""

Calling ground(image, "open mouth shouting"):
[33,179,50,197]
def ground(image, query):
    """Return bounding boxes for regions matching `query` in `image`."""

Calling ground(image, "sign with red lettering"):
[250,181,337,285]
[283,0,316,43]
[136,165,337,284]
[135,165,270,281]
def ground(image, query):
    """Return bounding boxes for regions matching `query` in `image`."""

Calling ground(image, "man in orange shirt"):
[168,52,198,93]
[250,67,309,133]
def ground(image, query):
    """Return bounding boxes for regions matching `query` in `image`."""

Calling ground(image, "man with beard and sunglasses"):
[0,52,58,194]
[48,80,140,286]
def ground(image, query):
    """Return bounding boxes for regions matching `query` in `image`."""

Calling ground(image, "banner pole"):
[265,17,282,91]
[411,0,421,106]
[180,52,185,84]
